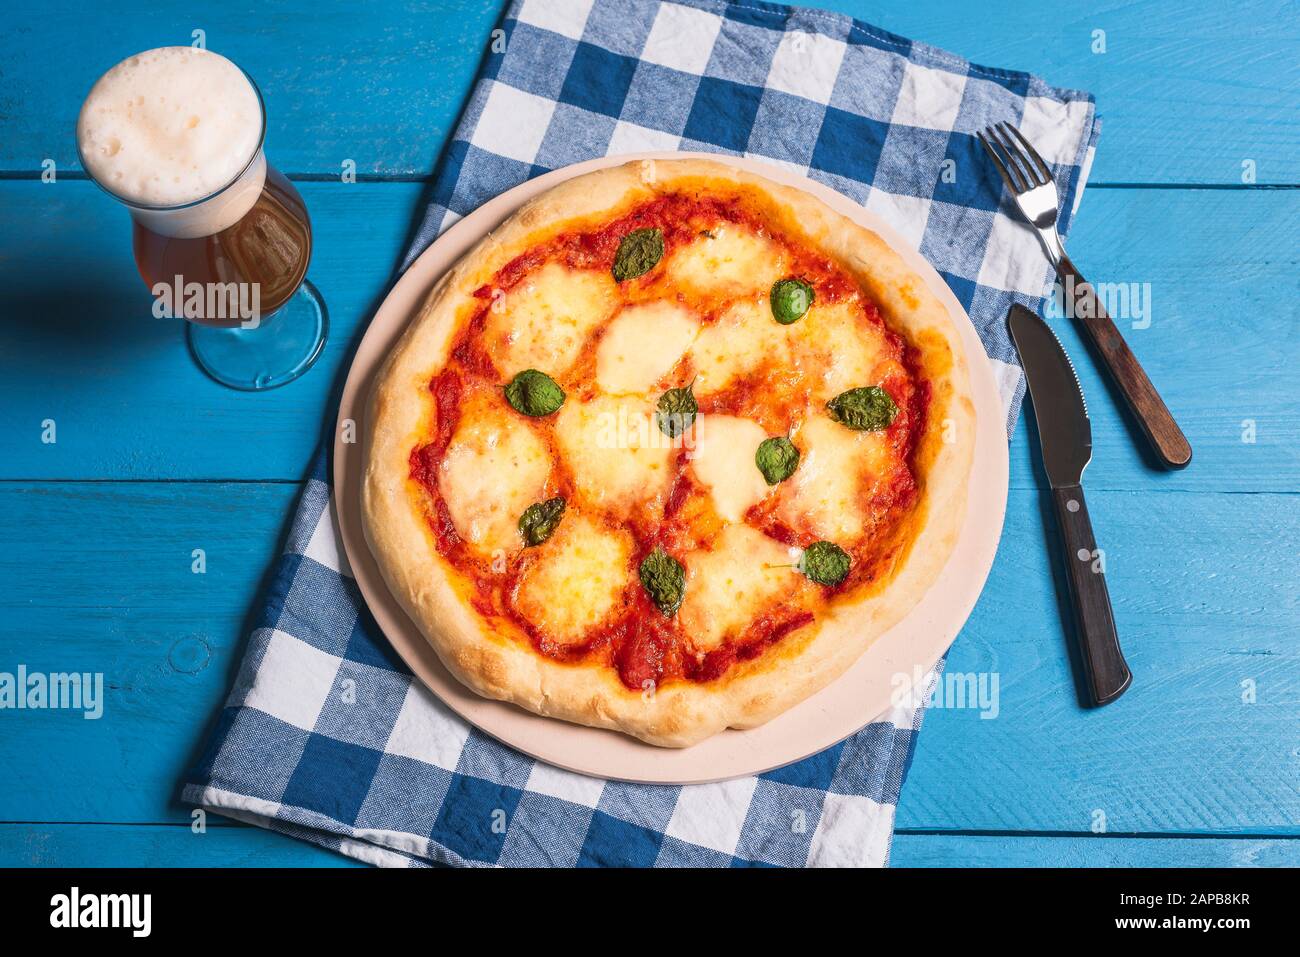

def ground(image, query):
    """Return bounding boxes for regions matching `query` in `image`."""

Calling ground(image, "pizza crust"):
[362,158,976,747]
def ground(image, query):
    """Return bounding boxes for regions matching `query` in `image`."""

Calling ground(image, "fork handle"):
[1056,254,1193,469]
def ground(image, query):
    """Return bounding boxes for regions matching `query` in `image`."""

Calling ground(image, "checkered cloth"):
[182,0,1099,867]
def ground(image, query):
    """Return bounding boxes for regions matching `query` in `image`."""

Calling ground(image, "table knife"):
[1008,304,1132,706]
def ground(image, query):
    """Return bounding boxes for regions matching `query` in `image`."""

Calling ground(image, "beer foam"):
[77,47,263,208]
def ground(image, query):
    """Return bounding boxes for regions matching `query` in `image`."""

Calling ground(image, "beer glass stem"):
[186,279,328,390]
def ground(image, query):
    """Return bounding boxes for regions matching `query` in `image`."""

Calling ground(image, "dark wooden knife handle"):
[1051,484,1132,706]
[1058,254,1192,470]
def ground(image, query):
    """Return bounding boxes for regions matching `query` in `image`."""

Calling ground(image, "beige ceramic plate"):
[333,152,1008,784]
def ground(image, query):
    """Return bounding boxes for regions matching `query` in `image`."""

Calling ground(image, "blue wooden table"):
[1,0,1296,867]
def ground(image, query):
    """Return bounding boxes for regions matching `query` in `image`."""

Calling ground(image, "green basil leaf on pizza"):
[655,383,697,438]
[612,227,664,282]
[755,436,800,485]
[505,369,565,417]
[769,277,814,324]
[518,497,566,547]
[799,541,852,587]
[826,386,898,431]
[639,547,685,616]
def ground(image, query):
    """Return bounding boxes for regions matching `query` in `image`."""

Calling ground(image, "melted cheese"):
[776,414,893,542]
[596,301,698,394]
[484,262,618,378]
[554,394,676,513]
[438,399,552,558]
[792,299,891,402]
[678,525,801,651]
[514,513,633,643]
[689,298,794,396]
[689,415,771,522]
[664,224,788,300]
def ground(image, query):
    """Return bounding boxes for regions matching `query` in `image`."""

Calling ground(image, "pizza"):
[362,158,975,747]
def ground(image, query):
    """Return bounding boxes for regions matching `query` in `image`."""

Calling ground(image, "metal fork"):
[979,122,1192,470]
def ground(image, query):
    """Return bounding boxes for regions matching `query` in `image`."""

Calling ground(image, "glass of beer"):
[77,47,326,390]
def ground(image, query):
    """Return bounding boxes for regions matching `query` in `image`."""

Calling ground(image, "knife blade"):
[1008,304,1132,706]
[1008,304,1092,488]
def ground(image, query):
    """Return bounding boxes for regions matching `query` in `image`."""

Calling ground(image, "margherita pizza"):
[363,159,975,747]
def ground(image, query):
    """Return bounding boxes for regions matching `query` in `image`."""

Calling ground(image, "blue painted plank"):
[1,1,1296,183]
[4,823,1296,867]
[0,482,300,824]
[1,181,1296,489]
[891,834,1300,867]
[0,0,501,179]
[898,488,1300,834]
[0,823,360,868]
[0,483,1294,834]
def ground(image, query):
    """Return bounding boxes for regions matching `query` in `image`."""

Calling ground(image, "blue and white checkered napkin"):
[183,0,1099,867]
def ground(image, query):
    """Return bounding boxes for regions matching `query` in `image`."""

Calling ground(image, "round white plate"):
[333,152,1008,784]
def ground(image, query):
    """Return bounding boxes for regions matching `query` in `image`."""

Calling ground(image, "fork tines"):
[977,122,1052,194]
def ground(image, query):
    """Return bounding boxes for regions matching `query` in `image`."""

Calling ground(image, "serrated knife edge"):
[1007,304,1092,487]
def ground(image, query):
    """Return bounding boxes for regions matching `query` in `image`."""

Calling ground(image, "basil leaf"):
[505,369,565,417]
[755,436,800,485]
[826,386,899,431]
[518,497,566,547]
[612,227,664,282]
[639,547,686,616]
[799,541,851,587]
[770,278,815,325]
[655,383,698,438]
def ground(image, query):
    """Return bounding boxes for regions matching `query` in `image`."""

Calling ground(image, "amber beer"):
[133,166,312,326]
[78,46,325,387]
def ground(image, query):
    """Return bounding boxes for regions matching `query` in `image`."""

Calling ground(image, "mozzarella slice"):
[792,299,891,402]
[514,513,633,643]
[689,415,771,522]
[596,301,698,394]
[438,399,552,558]
[484,262,618,378]
[689,298,794,396]
[678,525,801,652]
[665,224,788,300]
[776,414,893,542]
[554,394,676,513]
